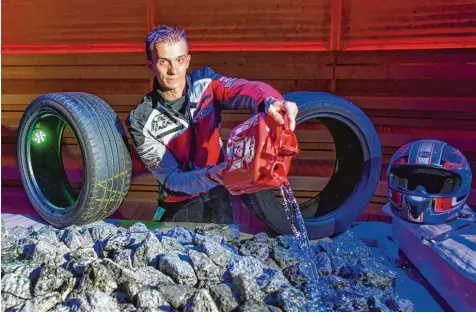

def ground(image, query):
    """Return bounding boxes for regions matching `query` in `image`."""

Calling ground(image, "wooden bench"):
[383,203,476,311]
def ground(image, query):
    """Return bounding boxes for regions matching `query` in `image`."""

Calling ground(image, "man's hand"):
[264,97,298,131]
[206,162,228,185]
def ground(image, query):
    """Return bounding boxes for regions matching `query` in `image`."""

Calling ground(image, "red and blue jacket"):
[126,66,283,203]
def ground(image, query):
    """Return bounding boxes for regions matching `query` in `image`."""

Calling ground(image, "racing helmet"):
[387,139,472,224]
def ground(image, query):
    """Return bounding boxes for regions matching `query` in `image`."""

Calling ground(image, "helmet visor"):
[390,166,461,195]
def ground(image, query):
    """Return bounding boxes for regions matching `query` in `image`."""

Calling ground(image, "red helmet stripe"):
[390,190,402,206]
[435,197,454,212]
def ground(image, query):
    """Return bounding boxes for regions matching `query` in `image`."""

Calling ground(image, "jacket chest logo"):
[151,114,175,132]
[149,110,185,141]
[198,107,213,119]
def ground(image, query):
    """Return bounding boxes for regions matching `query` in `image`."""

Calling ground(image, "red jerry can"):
[222,112,300,194]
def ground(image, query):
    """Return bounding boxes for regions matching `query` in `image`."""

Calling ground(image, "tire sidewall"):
[17,97,93,226]
[294,93,382,233]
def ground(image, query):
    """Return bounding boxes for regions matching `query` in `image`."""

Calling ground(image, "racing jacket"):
[126,66,283,203]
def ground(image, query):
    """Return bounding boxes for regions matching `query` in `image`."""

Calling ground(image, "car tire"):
[240,92,382,239]
[17,92,132,228]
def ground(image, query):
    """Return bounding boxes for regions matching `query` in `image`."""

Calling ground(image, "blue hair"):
[145,25,188,61]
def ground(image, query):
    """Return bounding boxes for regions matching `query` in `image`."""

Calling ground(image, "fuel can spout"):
[222,112,300,194]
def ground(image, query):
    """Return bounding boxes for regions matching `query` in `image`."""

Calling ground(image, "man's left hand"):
[264,97,298,131]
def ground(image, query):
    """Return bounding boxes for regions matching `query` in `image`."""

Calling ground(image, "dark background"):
[2,0,475,225]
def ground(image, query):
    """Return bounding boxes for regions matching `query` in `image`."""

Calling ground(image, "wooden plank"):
[1,64,331,81]
[1,53,146,66]
[385,203,476,312]
[251,79,331,94]
[128,185,160,192]
[0,213,47,230]
[364,109,476,121]
[191,65,332,80]
[378,132,476,153]
[155,0,332,45]
[344,96,476,113]
[2,215,26,224]
[220,111,476,130]
[220,108,476,126]
[3,0,149,46]
[335,48,476,64]
[2,66,151,80]
[339,1,476,51]
[369,116,476,131]
[334,49,476,80]
[1,78,327,96]
[336,64,476,80]
[1,79,151,95]
[1,94,145,112]
[336,79,476,98]
[1,51,333,67]
[190,51,334,67]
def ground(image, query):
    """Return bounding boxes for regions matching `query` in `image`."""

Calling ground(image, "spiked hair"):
[145,25,188,61]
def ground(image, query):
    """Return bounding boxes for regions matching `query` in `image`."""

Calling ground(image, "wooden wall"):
[2,0,476,226]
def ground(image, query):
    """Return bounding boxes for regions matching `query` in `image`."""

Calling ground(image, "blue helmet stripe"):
[408,141,420,164]
[431,141,445,166]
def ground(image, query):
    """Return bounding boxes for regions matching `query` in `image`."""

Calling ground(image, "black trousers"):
[158,185,235,224]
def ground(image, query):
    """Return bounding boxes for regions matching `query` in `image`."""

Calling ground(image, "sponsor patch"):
[198,107,213,119]
[220,76,237,88]
[149,110,185,141]
[151,113,174,133]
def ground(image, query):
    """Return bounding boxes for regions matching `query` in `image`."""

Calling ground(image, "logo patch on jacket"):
[151,113,174,132]
[219,76,237,88]
[198,107,213,119]
[149,111,184,140]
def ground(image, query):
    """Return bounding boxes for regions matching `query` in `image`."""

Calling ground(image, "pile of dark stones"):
[1,219,413,312]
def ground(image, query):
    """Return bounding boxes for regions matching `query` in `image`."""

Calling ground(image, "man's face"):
[147,39,191,92]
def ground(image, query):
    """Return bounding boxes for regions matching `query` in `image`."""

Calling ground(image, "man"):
[126,25,298,224]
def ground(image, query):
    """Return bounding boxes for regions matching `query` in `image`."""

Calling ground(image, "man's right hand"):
[206,162,228,185]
